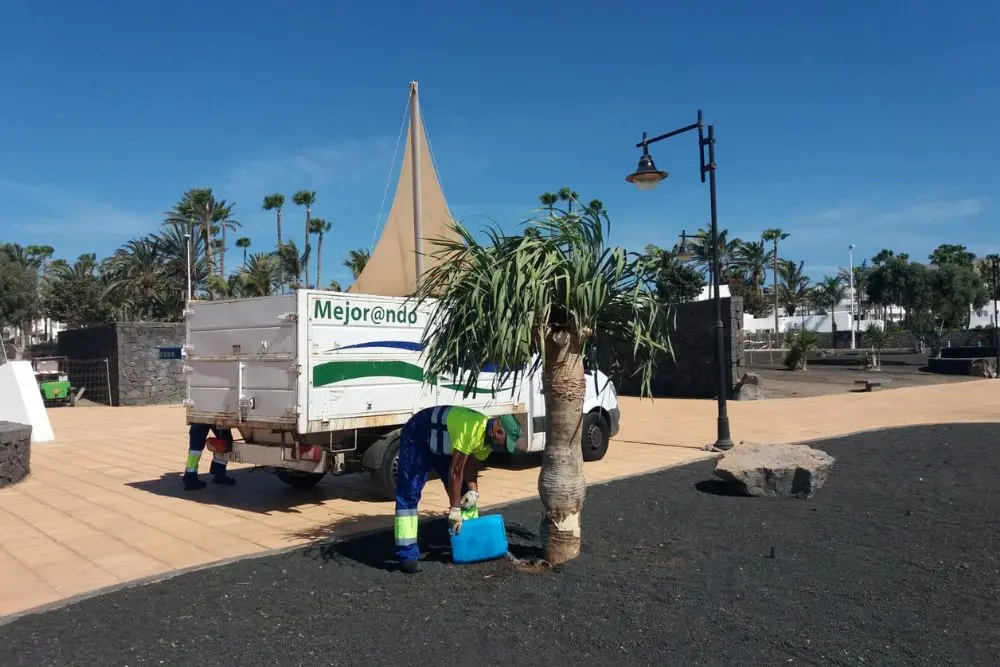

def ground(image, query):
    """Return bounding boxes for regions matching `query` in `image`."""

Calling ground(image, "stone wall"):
[58,322,186,406]
[0,421,31,488]
[115,322,186,406]
[618,296,744,399]
[820,328,999,350]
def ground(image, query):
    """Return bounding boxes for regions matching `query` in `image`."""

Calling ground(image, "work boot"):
[183,473,206,491]
[400,560,421,575]
[209,460,235,486]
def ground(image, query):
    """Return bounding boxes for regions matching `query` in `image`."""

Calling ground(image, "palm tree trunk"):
[538,329,587,565]
[243,248,248,266]
[830,302,837,348]
[773,241,779,334]
[202,210,213,276]
[303,207,311,287]
[220,225,227,276]
[316,232,323,288]
[275,211,284,293]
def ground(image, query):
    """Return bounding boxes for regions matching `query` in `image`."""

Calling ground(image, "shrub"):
[784,330,821,370]
[865,323,890,370]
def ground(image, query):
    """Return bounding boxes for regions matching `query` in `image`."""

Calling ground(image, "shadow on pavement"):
[126,469,389,514]
[694,479,749,496]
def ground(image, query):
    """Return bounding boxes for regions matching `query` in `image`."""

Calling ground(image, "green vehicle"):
[33,358,76,407]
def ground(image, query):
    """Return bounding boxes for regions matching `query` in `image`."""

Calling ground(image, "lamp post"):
[184,233,192,301]
[848,244,856,350]
[626,110,734,451]
[989,254,1000,377]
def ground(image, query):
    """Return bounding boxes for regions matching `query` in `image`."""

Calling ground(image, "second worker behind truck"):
[393,404,522,574]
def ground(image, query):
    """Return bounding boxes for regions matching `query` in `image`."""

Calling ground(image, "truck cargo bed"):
[185,290,527,440]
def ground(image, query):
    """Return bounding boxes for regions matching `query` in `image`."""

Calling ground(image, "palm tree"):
[164,188,237,277]
[2,243,47,269]
[103,237,167,320]
[99,229,198,321]
[309,218,332,288]
[328,279,344,291]
[272,240,309,289]
[343,248,370,280]
[215,215,241,276]
[292,190,316,284]
[556,187,579,212]
[777,259,811,318]
[239,253,280,297]
[688,228,741,295]
[158,221,209,301]
[263,193,286,288]
[815,276,847,342]
[761,228,790,332]
[414,194,672,565]
[538,192,558,212]
[731,240,772,294]
[262,194,285,247]
[235,237,252,267]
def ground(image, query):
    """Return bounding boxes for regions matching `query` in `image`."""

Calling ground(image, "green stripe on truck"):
[311,360,513,395]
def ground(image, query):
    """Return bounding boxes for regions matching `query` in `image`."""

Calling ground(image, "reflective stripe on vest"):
[428,406,452,455]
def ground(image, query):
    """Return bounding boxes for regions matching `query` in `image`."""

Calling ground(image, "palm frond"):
[411,199,674,399]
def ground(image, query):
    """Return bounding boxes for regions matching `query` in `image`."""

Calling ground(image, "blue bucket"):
[450,514,508,564]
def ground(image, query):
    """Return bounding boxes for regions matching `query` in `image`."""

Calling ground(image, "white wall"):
[744,312,885,335]
[970,301,999,329]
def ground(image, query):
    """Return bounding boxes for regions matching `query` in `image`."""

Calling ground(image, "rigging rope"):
[369,98,411,252]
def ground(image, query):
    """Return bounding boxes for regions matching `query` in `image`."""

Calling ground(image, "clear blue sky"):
[2,0,997,287]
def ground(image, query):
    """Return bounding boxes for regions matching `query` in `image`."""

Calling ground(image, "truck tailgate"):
[185,294,299,429]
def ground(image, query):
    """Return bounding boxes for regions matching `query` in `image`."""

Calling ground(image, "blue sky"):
[1,0,997,287]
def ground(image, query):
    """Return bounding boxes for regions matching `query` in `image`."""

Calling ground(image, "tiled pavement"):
[1,379,997,620]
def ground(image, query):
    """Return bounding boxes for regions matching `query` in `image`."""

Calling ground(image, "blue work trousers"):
[393,416,476,562]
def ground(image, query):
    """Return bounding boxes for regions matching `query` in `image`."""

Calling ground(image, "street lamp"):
[626,110,734,451]
[674,229,694,261]
[989,254,1000,377]
[848,244,856,350]
[184,233,192,302]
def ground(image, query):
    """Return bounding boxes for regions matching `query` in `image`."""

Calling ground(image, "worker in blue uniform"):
[394,405,523,574]
[182,423,237,491]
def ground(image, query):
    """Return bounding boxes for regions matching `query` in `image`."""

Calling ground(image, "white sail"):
[348,82,460,296]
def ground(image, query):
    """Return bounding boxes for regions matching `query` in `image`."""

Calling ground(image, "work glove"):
[448,507,463,535]
[460,490,479,511]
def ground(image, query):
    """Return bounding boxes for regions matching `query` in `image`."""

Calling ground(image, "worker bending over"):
[394,405,522,574]
[183,423,237,491]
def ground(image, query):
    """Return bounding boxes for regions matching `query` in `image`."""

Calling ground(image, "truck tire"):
[581,411,610,462]
[373,433,402,501]
[276,469,326,489]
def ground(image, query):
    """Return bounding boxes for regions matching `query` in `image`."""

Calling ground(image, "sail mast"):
[409,81,424,287]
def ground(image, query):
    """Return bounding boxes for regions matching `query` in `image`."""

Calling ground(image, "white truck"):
[183,290,621,499]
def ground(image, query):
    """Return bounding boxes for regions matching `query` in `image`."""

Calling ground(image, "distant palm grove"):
[1,186,997,355]
[1,187,372,333]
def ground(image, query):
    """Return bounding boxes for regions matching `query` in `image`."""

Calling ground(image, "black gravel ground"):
[3,423,999,666]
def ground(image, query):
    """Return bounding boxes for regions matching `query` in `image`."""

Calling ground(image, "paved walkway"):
[1,379,997,619]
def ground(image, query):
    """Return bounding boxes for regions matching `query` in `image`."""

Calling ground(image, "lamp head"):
[674,229,695,262]
[626,152,668,191]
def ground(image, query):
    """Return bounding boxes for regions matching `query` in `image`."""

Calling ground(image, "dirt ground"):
[4,423,998,666]
[744,349,979,399]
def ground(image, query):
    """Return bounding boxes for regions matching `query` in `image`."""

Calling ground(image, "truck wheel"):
[581,411,610,462]
[276,469,326,489]
[373,434,401,501]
